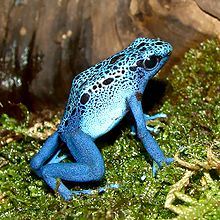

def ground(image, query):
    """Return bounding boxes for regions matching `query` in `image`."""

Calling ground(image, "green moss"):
[0,39,219,219]
[158,39,220,219]
[160,39,220,159]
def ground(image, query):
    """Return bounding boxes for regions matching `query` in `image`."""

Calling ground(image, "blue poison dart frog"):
[30,37,174,200]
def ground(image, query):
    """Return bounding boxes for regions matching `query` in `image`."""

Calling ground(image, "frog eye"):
[143,55,160,70]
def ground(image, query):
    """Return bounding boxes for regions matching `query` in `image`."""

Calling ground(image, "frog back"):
[58,52,136,137]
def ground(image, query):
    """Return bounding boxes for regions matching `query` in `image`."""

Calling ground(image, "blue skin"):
[30,37,174,200]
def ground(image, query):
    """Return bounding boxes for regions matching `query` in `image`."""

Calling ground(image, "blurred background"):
[0,0,219,112]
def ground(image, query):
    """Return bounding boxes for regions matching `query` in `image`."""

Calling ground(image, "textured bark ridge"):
[0,0,219,110]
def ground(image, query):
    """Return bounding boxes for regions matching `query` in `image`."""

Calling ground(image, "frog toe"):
[72,189,93,196]
[152,157,174,177]
[48,150,68,164]
[165,157,174,165]
[144,112,167,121]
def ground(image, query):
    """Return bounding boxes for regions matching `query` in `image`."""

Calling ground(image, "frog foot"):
[71,183,120,196]
[97,183,120,193]
[152,157,174,177]
[48,150,68,164]
[131,112,167,135]
[71,189,93,196]
[144,113,167,133]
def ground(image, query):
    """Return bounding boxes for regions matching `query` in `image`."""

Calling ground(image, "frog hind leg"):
[39,129,105,200]
[30,131,60,178]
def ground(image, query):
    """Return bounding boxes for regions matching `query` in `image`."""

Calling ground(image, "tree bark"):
[0,0,219,111]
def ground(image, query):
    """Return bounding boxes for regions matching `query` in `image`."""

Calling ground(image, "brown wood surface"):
[0,0,219,111]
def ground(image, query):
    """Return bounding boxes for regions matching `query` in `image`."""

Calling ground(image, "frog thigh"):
[40,129,105,200]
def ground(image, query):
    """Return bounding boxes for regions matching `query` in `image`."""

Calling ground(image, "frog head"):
[127,37,172,80]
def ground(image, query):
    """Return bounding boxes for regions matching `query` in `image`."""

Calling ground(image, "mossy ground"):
[0,39,219,219]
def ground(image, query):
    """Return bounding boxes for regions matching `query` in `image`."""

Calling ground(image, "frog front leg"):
[128,94,173,175]
[34,129,105,200]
